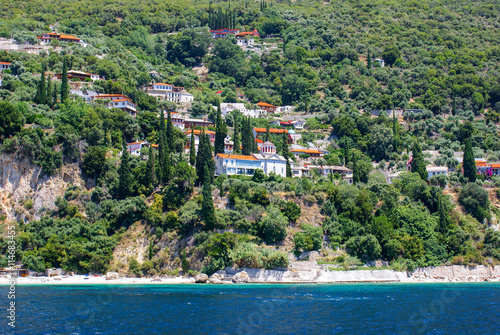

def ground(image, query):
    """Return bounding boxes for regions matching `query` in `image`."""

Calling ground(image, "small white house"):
[127,141,150,156]
[373,58,385,67]
[111,99,137,117]
[292,120,305,130]
[0,61,11,71]
[426,166,448,179]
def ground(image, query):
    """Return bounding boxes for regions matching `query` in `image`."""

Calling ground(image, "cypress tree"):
[265,123,271,142]
[52,82,58,106]
[352,153,359,185]
[60,56,69,101]
[201,165,216,230]
[34,64,47,105]
[242,117,251,155]
[233,117,241,154]
[166,109,174,152]
[393,109,398,153]
[286,159,292,178]
[189,130,196,165]
[46,74,52,107]
[163,146,172,185]
[196,130,211,185]
[463,138,476,182]
[281,131,289,157]
[214,105,227,154]
[367,49,372,69]
[157,110,166,184]
[117,147,133,198]
[344,145,349,165]
[145,146,156,188]
[411,141,427,181]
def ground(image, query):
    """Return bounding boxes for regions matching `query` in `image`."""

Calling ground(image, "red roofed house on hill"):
[257,101,277,113]
[56,70,103,82]
[0,61,10,72]
[146,83,194,103]
[253,127,293,144]
[214,141,287,177]
[92,94,137,117]
[291,148,324,161]
[209,29,240,38]
[236,29,259,46]
[38,32,80,43]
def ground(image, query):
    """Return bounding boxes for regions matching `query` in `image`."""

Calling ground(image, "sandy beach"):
[2,264,500,285]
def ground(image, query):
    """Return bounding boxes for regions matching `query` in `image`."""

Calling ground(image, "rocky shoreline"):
[2,264,499,285]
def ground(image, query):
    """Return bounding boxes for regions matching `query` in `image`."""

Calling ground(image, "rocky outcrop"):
[106,272,119,280]
[232,271,249,283]
[0,154,85,221]
[195,273,208,283]
[208,273,225,284]
[409,265,500,282]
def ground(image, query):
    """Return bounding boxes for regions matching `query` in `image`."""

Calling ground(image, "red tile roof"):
[185,129,216,135]
[59,35,80,40]
[253,127,289,134]
[257,101,276,108]
[291,149,323,154]
[216,154,257,161]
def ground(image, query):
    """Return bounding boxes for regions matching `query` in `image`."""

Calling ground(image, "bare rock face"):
[0,154,85,221]
[195,273,209,283]
[232,271,249,283]
[106,272,119,280]
[208,273,225,284]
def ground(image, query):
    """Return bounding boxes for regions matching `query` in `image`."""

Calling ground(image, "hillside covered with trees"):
[0,0,500,276]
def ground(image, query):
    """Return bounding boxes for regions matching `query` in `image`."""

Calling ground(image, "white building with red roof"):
[0,61,11,72]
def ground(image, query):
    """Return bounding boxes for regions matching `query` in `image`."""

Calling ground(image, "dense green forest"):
[0,0,500,276]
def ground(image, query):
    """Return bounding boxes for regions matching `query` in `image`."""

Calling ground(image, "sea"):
[1,283,499,334]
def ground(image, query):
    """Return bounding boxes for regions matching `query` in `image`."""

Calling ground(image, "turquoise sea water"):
[0,283,499,334]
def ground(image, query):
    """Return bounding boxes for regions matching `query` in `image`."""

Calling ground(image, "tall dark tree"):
[367,49,372,69]
[189,131,196,165]
[265,123,271,142]
[46,74,52,107]
[352,153,360,185]
[157,110,166,184]
[214,104,227,154]
[392,109,398,153]
[281,131,289,157]
[34,64,47,105]
[117,147,133,198]
[463,138,476,182]
[196,130,214,185]
[411,141,427,181]
[233,117,241,154]
[145,146,156,188]
[286,159,292,178]
[60,56,69,101]
[201,164,216,230]
[163,147,172,184]
[52,82,58,106]
[242,117,252,155]
[166,109,174,152]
